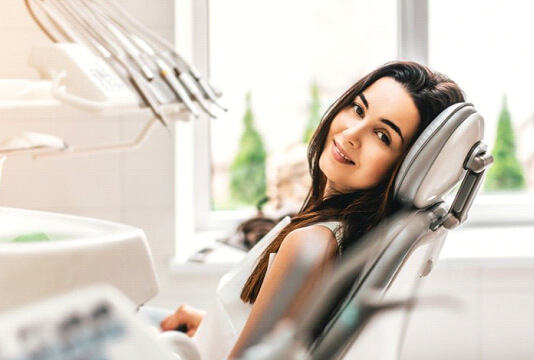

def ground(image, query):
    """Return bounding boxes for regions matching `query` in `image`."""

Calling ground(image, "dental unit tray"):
[24,0,225,124]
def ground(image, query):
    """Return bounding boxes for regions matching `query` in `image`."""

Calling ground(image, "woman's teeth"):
[334,143,354,164]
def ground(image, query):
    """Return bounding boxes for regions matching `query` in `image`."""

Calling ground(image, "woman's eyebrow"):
[358,94,369,109]
[381,119,405,144]
[358,94,405,144]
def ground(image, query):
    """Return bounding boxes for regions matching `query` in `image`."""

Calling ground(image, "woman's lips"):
[331,140,355,165]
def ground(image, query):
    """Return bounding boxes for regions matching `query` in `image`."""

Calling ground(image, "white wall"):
[401,259,534,360]
[0,0,220,310]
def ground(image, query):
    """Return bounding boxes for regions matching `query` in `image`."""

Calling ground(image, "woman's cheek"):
[366,152,391,182]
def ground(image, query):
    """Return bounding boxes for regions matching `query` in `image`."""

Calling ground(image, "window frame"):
[174,0,534,261]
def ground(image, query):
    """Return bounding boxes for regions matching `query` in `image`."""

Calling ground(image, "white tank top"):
[191,217,342,360]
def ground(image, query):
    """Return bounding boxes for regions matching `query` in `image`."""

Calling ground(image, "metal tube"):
[32,118,160,159]
[28,0,81,42]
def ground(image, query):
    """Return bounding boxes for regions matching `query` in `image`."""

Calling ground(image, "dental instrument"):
[25,0,224,120]
[23,3,168,125]
[37,0,172,127]
[97,0,227,112]
[84,0,214,117]
[89,0,218,117]
[26,0,163,114]
[70,0,155,82]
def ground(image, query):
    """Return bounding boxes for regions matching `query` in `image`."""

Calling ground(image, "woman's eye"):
[352,102,364,117]
[377,131,391,146]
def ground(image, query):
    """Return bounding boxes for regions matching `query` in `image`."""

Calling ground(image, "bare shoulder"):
[278,224,338,260]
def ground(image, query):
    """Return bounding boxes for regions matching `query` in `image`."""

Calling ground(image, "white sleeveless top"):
[190,217,342,360]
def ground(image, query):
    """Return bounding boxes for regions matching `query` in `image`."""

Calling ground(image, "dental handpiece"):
[169,52,227,112]
[98,0,227,111]
[79,0,155,82]
[113,27,200,117]
[131,35,216,118]
[84,0,204,117]
[126,62,170,128]
[60,0,169,127]
[28,0,170,127]
[95,5,214,117]
[158,50,219,117]
[46,0,129,81]
[155,58,199,118]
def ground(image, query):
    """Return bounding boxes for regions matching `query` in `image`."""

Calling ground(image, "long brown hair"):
[241,61,465,303]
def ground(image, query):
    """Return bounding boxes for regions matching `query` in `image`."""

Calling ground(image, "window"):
[207,0,397,216]
[175,0,533,263]
[428,0,534,224]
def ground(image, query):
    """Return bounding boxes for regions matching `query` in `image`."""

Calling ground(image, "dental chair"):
[237,102,493,360]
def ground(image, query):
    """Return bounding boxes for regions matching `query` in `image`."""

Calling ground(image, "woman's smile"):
[331,139,355,165]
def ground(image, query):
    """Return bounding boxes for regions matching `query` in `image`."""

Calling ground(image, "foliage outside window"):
[303,82,322,144]
[429,0,534,197]
[229,92,267,207]
[484,96,526,191]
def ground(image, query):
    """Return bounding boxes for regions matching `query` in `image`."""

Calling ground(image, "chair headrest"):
[394,103,484,208]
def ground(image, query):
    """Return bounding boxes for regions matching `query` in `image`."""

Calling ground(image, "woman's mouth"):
[331,140,355,165]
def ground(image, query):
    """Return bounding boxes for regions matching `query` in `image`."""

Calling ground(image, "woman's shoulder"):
[280,224,339,260]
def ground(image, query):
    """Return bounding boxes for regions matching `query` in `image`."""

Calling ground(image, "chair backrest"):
[238,103,493,360]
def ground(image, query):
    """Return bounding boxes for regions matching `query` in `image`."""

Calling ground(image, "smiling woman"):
[239,61,465,305]
[161,61,467,360]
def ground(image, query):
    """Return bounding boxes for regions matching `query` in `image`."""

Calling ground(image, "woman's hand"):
[160,304,206,337]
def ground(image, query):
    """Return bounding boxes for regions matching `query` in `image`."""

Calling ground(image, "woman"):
[159,61,465,359]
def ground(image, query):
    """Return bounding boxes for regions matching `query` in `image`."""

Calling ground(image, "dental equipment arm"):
[0,132,69,154]
[0,116,170,159]
[31,117,159,159]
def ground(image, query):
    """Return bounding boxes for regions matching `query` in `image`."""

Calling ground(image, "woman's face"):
[319,77,420,195]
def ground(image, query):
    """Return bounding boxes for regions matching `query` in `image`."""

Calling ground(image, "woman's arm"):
[160,304,206,337]
[229,225,338,358]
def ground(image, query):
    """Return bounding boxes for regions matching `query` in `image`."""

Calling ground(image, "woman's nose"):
[342,123,364,149]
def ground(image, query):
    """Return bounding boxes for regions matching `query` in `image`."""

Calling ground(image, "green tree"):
[485,96,525,190]
[303,81,322,143]
[229,92,267,205]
